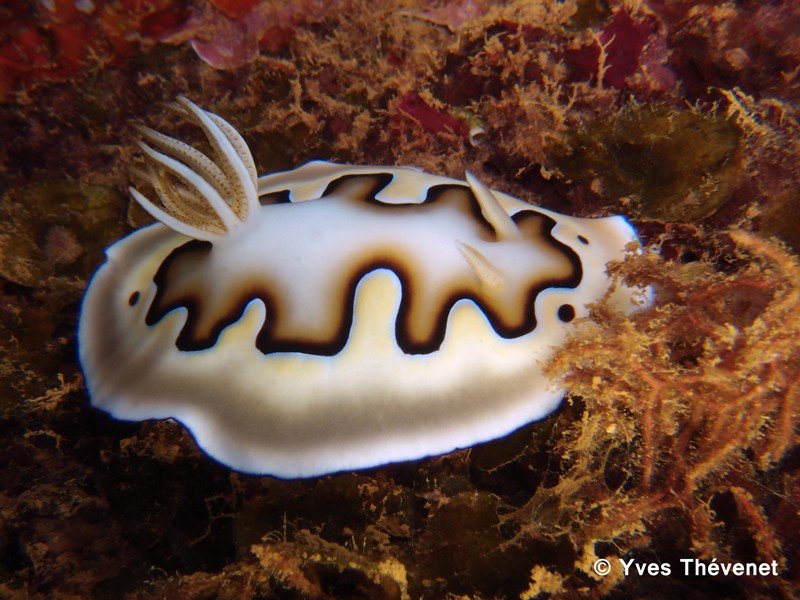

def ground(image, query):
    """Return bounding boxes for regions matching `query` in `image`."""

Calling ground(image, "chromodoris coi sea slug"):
[78,97,647,478]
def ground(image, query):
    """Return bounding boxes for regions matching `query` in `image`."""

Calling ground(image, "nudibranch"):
[78,97,646,478]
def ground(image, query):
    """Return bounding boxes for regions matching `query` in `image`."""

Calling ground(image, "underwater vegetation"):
[1,0,799,598]
[547,105,742,221]
[539,230,800,597]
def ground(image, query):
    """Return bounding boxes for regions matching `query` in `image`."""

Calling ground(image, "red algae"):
[394,91,470,139]
[564,8,677,94]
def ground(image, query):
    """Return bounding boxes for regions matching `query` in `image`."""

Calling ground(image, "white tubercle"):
[465,170,522,241]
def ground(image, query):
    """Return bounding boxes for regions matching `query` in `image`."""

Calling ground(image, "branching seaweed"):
[521,230,800,597]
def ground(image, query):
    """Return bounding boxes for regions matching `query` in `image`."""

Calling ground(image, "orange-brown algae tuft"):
[531,230,800,597]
